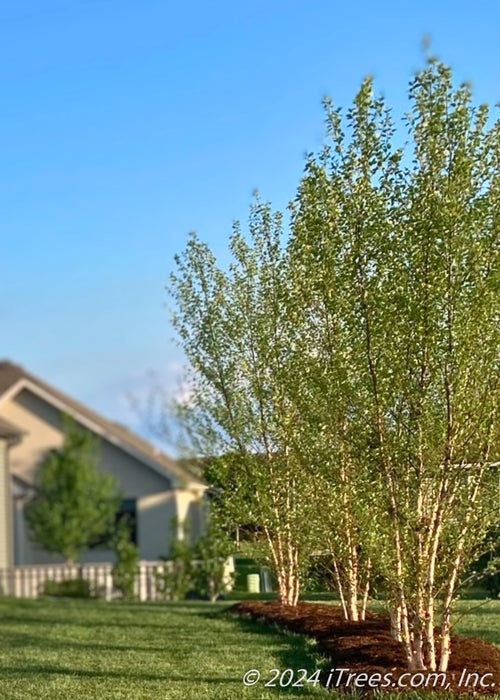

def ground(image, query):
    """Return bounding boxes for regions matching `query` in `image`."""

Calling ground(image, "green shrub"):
[42,578,92,598]
[155,541,194,601]
[112,523,140,600]
[155,517,235,602]
[155,519,194,601]
[193,519,234,602]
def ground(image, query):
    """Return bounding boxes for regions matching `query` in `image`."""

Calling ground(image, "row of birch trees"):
[169,58,500,672]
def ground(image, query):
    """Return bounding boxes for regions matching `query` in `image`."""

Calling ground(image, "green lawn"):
[0,597,500,699]
[0,597,331,699]
[452,599,500,646]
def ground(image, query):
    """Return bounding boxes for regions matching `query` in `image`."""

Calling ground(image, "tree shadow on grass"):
[0,614,174,630]
[0,664,240,685]
[0,630,168,654]
[0,611,327,696]
[219,614,329,696]
[0,603,227,630]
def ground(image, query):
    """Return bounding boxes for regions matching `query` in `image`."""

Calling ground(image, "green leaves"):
[169,57,500,626]
[112,521,140,600]
[25,417,120,563]
[292,55,500,666]
[170,197,323,604]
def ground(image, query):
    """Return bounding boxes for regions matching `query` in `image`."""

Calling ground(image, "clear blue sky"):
[2,0,500,450]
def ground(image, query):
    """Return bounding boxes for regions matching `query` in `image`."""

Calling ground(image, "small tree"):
[112,520,140,600]
[25,417,120,564]
[155,518,194,601]
[193,514,234,602]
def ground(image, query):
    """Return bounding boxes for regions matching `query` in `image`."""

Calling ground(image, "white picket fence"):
[0,558,235,602]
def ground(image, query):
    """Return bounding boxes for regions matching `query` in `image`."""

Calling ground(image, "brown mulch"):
[230,600,500,695]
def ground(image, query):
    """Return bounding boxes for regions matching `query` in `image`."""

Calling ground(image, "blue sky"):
[2,0,500,451]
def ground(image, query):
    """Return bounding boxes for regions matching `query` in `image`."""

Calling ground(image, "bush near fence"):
[0,558,235,602]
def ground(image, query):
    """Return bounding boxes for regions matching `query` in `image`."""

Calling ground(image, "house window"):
[90,498,138,549]
[117,498,137,545]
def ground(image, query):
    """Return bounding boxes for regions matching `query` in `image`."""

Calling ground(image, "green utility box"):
[247,573,260,593]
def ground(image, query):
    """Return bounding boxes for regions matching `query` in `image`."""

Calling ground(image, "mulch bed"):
[230,601,500,695]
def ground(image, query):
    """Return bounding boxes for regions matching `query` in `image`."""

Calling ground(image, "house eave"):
[0,377,202,490]
[0,416,24,446]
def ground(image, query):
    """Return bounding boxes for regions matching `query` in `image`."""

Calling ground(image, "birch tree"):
[170,56,499,668]
[170,201,321,605]
[290,59,500,670]
[286,90,398,622]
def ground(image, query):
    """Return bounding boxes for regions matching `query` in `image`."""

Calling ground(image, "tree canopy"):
[26,417,120,564]
[169,57,500,671]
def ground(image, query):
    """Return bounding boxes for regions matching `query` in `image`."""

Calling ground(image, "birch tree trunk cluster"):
[170,58,500,670]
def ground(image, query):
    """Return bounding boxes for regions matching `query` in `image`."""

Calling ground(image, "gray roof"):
[0,360,204,488]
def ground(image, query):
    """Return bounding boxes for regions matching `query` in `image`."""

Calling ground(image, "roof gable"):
[0,361,204,489]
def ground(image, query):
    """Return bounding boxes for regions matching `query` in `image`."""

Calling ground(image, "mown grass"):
[0,597,499,699]
[0,597,332,699]
[452,599,500,646]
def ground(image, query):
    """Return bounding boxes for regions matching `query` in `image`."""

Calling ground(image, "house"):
[0,361,206,567]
